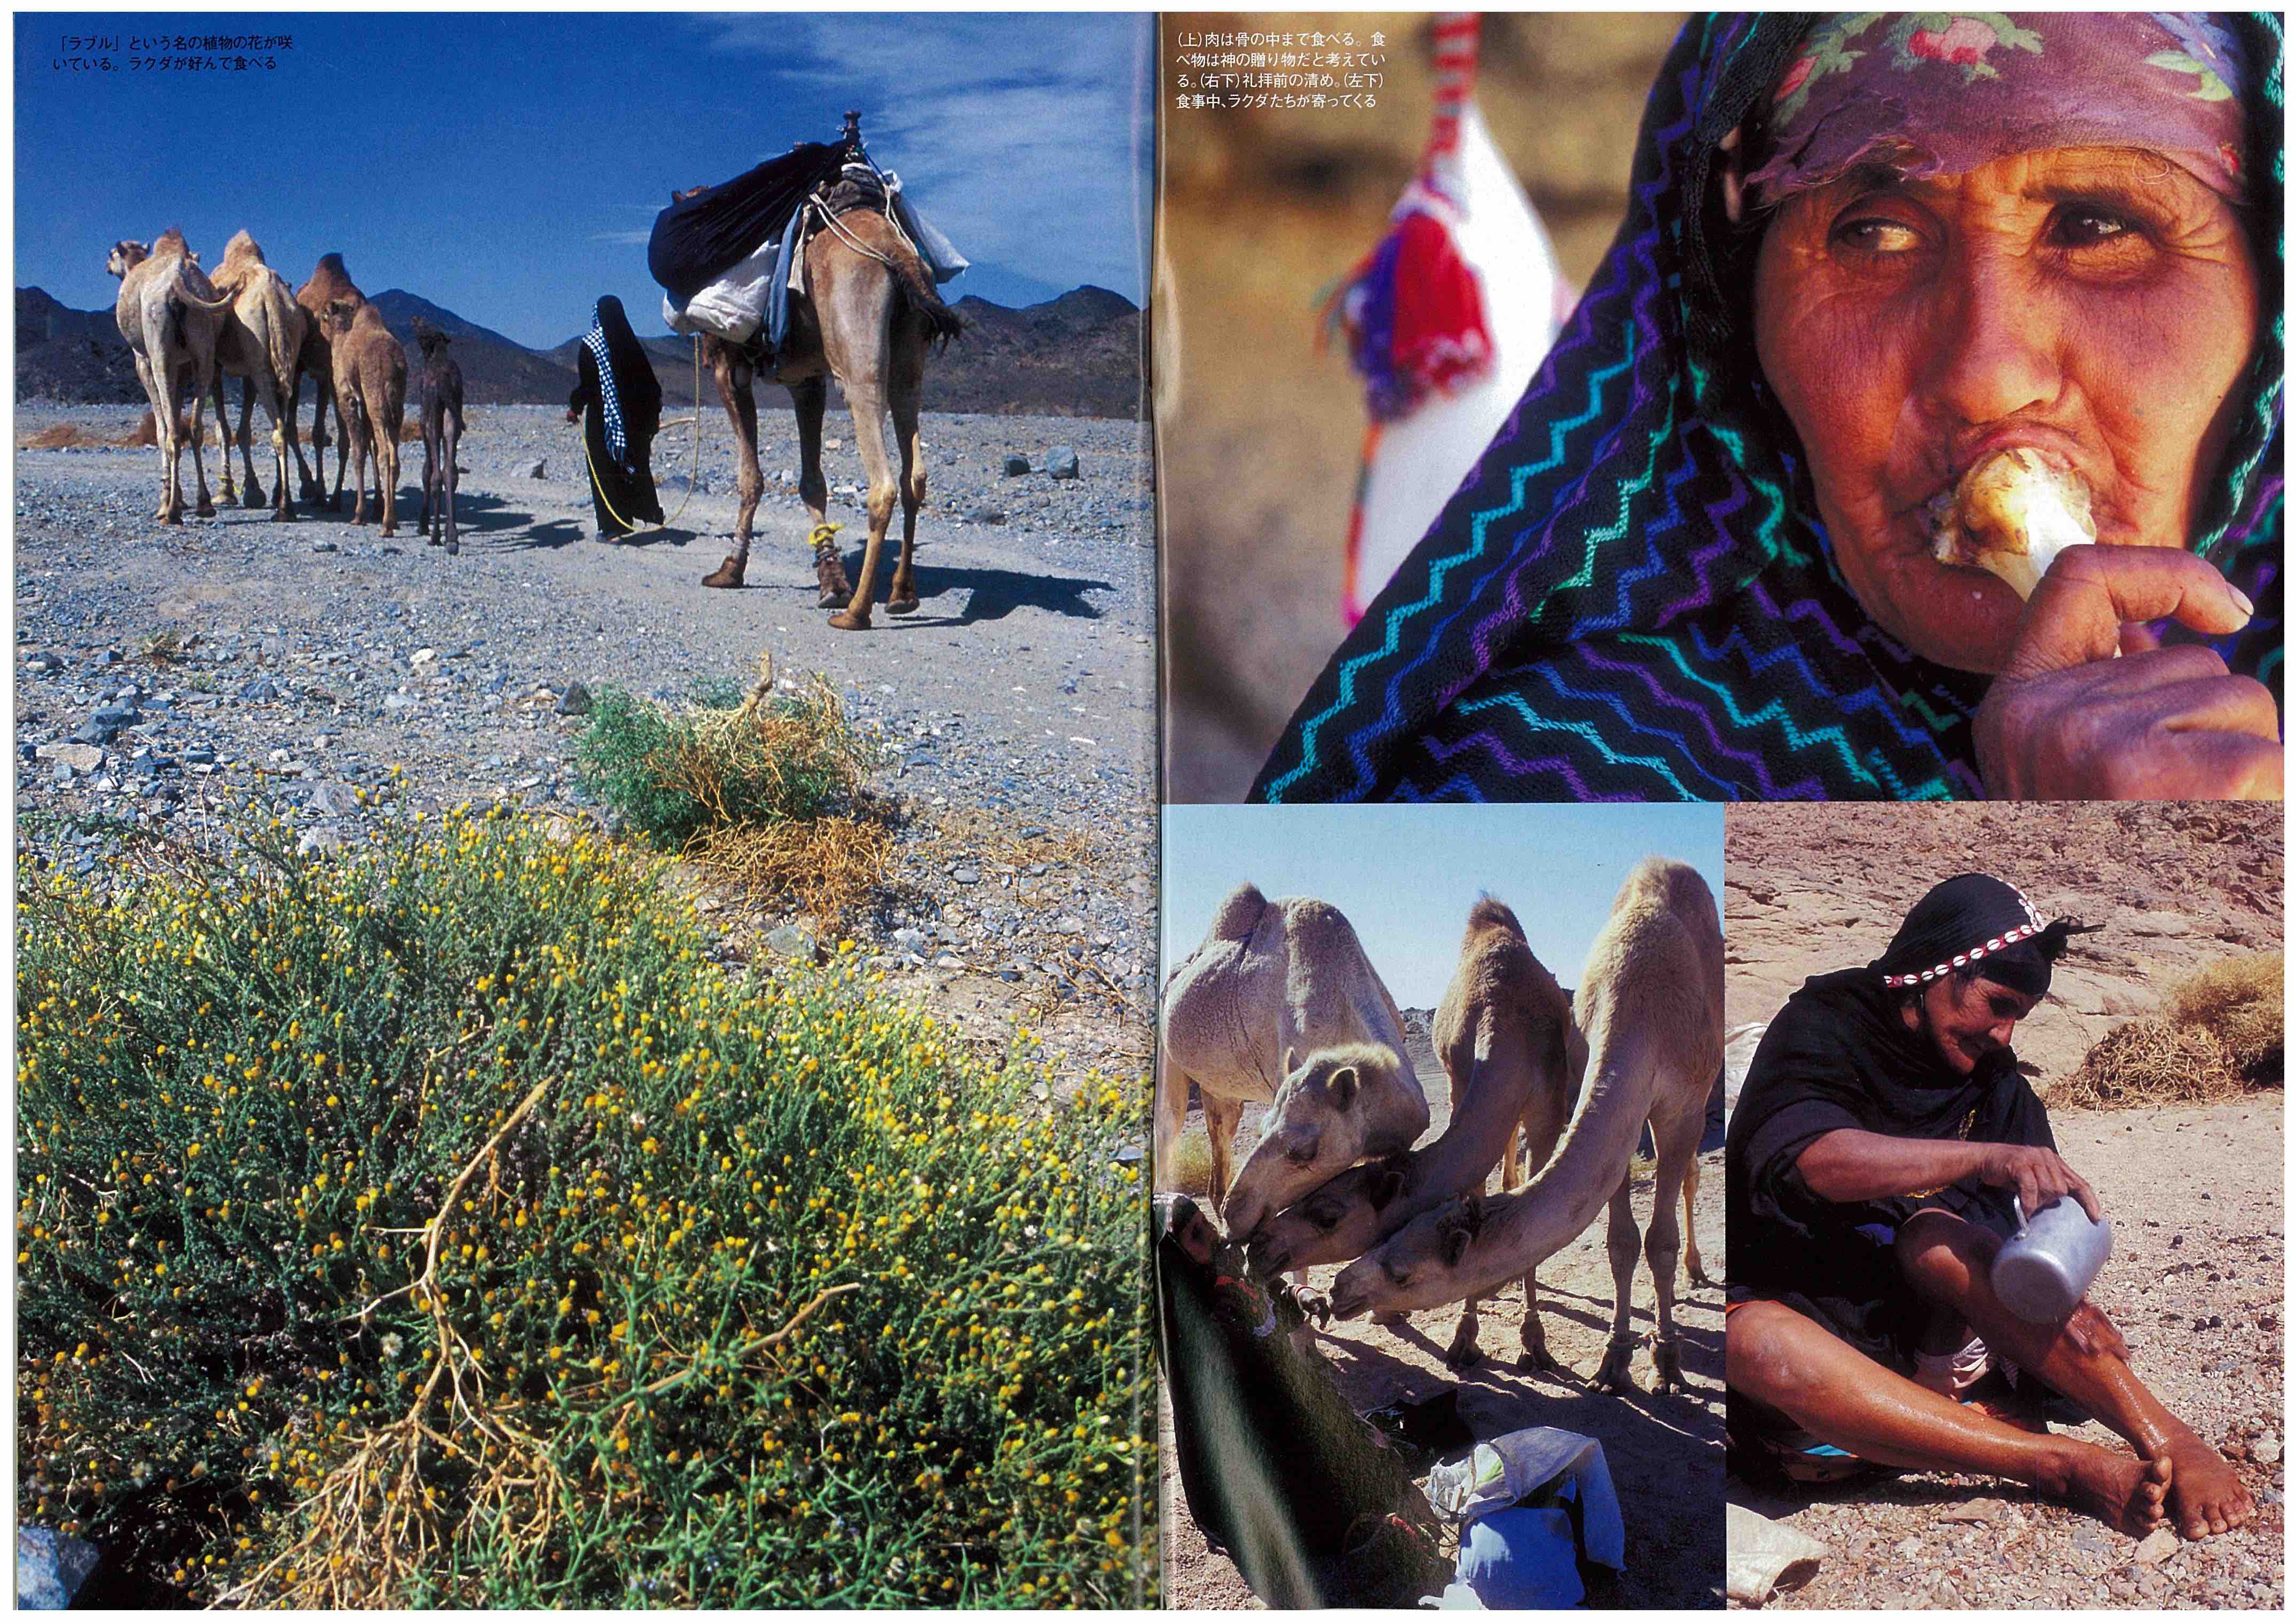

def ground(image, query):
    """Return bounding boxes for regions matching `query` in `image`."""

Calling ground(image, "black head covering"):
[1871,873,2096,999]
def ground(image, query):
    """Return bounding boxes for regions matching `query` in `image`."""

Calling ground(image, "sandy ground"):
[1159,1017,1726,1609]
[1724,803,2283,1610]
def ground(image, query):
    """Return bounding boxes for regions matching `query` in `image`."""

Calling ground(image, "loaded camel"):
[204,231,307,521]
[1328,857,1723,1393]
[1157,882,1428,1245]
[108,231,233,524]
[412,318,466,554]
[1249,895,1587,1369]
[293,253,365,509]
[683,120,964,629]
[322,300,407,536]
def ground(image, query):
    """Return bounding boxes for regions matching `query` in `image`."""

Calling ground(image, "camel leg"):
[327,387,350,511]
[1202,1093,1244,1218]
[256,376,292,521]
[1645,1113,1699,1394]
[343,397,369,526]
[701,346,760,590]
[285,359,316,506]
[442,414,460,556]
[138,352,185,525]
[185,361,217,518]
[791,376,852,609]
[828,386,897,632]
[298,360,330,507]
[1682,1156,1709,1286]
[378,418,400,537]
[1593,1172,1642,1393]
[238,381,266,508]
[210,374,238,506]
[1514,1099,1571,1373]
[884,341,926,615]
[1446,1295,1489,1369]
[418,421,434,537]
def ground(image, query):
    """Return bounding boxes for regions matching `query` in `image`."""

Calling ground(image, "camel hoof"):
[827,609,872,632]
[816,586,852,609]
[446,541,460,557]
[242,486,265,509]
[1688,1264,1715,1289]
[195,501,217,519]
[160,511,184,527]
[1443,1339,1485,1371]
[1518,1343,1565,1375]
[1652,1341,1685,1392]
[1594,1349,1640,1394]
[887,593,920,616]
[701,558,746,589]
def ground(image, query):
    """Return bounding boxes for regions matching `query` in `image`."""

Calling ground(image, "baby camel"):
[412,318,466,555]
[1157,882,1427,1242]
[1250,895,1585,1368]
[325,300,407,535]
[1328,857,1723,1393]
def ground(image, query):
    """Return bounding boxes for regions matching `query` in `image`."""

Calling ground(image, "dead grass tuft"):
[20,422,110,448]
[2166,952,2284,1079]
[686,812,893,924]
[2050,1018,2246,1110]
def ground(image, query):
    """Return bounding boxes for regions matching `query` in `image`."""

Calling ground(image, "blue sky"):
[1161,805,1727,1009]
[16,12,1152,347]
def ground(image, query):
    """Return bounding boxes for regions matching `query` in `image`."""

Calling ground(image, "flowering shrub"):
[17,807,1153,1606]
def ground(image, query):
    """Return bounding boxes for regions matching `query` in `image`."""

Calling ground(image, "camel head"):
[1247,1151,1410,1277]
[324,296,362,337]
[1221,1041,1403,1246]
[411,316,451,358]
[107,241,149,279]
[1328,1189,1490,1321]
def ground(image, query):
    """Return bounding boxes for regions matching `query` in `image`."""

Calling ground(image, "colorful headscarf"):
[1870,873,2095,996]
[1255,13,2283,803]
[1749,13,2252,207]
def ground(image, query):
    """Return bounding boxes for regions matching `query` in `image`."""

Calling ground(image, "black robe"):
[569,298,664,537]
[1725,968,2053,1370]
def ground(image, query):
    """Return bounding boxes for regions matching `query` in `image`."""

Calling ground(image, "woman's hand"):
[1974,1141,2103,1222]
[1975,547,2279,800]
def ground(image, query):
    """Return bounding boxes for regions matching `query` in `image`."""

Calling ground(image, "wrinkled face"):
[1326,1204,1469,1321]
[1246,1159,1403,1277]
[1753,147,2260,673]
[1220,1050,1370,1246]
[1905,972,2039,1076]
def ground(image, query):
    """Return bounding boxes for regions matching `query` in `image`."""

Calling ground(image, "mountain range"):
[18,283,1145,419]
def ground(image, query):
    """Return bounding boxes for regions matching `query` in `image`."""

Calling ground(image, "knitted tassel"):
[1328,184,1495,422]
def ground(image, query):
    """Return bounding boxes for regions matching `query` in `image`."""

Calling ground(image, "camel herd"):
[1158,856,1724,1393]
[105,231,458,547]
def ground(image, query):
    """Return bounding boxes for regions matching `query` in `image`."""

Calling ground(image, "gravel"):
[13,401,1158,1072]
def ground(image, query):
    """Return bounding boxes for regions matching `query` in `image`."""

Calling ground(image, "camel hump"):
[1205,881,1268,942]
[1614,855,1715,931]
[152,227,191,257]
[1278,896,1362,960]
[316,251,348,274]
[1465,892,1526,943]
[223,229,262,263]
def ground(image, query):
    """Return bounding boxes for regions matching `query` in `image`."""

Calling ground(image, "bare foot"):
[2156,1431,2255,1539]
[2054,1443,2170,1537]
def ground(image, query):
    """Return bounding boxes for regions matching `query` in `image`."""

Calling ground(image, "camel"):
[684,122,964,628]
[323,300,407,536]
[204,231,306,521]
[1327,857,1724,1394]
[293,253,365,509]
[1248,895,1587,1368]
[1157,881,1428,1244]
[412,318,466,555]
[108,231,233,524]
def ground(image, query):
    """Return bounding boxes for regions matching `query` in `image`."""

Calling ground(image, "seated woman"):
[1724,874,2253,1541]
[1255,14,2279,802]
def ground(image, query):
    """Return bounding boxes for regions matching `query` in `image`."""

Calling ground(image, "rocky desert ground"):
[13,399,1159,1078]
[1724,802,2284,1611]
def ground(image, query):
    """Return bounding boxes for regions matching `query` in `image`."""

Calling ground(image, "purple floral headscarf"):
[1748,13,2252,206]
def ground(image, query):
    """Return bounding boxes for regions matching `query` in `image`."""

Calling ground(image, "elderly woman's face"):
[1754,147,2260,673]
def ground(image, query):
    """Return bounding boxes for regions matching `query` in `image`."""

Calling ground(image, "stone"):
[238,676,281,702]
[765,925,815,961]
[51,762,73,786]
[952,866,980,886]
[17,1525,100,1610]
[70,722,113,747]
[933,954,966,971]
[297,825,344,857]
[311,540,337,554]
[1939,1499,2004,1523]
[523,458,547,479]
[555,682,594,718]
[965,505,1007,525]
[25,652,62,674]
[1044,445,1081,480]
[2119,909,2192,937]
[2132,1528,2179,1566]
[92,705,141,729]
[1002,453,1030,477]
[891,928,927,953]
[2252,1434,2281,1466]
[411,647,438,667]
[382,694,418,712]
[309,781,357,817]
[37,743,104,773]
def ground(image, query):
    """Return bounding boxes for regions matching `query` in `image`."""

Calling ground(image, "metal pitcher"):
[1993,1195,2113,1323]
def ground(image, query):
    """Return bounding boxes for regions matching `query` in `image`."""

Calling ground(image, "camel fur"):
[412,318,466,555]
[109,231,234,524]
[1249,895,1586,1368]
[294,253,365,509]
[1328,857,1723,1393]
[1156,881,1427,1243]
[685,159,964,628]
[205,231,306,520]
[324,300,407,536]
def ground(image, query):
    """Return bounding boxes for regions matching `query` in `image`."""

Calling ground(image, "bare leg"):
[1594,1173,1641,1392]
[1897,1210,2254,1539]
[1728,1298,2171,1535]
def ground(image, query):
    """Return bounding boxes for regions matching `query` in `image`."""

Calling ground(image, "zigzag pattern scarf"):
[1255,12,2283,803]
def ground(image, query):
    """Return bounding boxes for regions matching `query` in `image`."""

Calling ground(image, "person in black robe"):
[1155,1194,1448,1607]
[565,295,664,541]
[1725,874,2253,1542]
